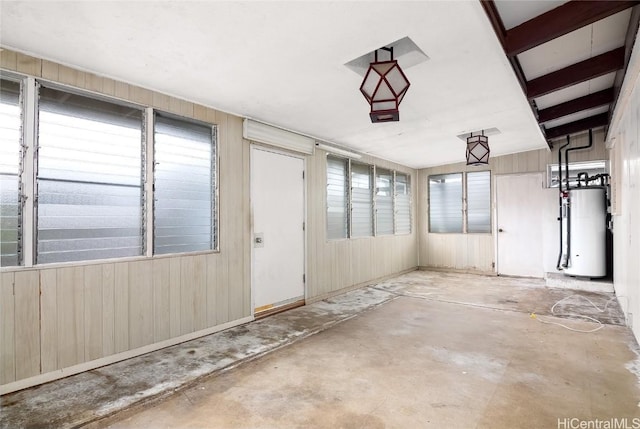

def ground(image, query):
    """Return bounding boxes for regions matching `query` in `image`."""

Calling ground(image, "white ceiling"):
[494,0,568,29]
[0,1,548,169]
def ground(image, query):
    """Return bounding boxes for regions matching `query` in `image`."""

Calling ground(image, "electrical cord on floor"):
[531,294,616,333]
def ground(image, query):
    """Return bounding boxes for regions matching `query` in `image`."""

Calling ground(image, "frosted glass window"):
[0,79,22,266]
[351,163,373,237]
[154,114,216,254]
[429,173,463,233]
[467,171,491,233]
[326,156,348,239]
[37,86,143,264]
[395,172,411,234]
[375,168,393,235]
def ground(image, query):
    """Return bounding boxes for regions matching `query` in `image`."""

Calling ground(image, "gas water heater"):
[563,187,607,277]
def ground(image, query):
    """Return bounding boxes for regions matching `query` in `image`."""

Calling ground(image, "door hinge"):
[303,274,306,283]
[302,171,305,179]
[303,222,305,231]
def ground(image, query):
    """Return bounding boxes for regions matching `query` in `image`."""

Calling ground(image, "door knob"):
[254,233,264,247]
[498,228,504,232]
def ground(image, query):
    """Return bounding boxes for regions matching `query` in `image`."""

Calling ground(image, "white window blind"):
[395,172,411,234]
[467,171,491,233]
[326,156,348,239]
[375,168,393,235]
[429,173,463,233]
[154,114,216,254]
[37,86,144,264]
[0,79,22,266]
[351,163,373,237]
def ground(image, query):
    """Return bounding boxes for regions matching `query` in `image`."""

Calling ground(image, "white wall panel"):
[608,38,640,342]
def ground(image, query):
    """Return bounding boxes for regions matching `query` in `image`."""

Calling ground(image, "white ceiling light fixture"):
[315,142,362,159]
[360,46,411,123]
[466,130,490,166]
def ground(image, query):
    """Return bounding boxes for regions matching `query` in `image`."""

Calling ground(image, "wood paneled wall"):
[417,130,609,273]
[306,150,419,301]
[0,50,252,392]
[0,49,419,392]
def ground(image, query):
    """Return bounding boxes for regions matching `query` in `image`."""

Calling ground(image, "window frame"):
[152,111,219,256]
[546,160,607,189]
[350,161,374,238]
[326,155,350,240]
[394,171,412,235]
[428,172,464,233]
[465,170,492,234]
[375,167,394,236]
[0,72,221,268]
[325,155,412,241]
[0,74,25,267]
[34,82,147,264]
[428,171,492,234]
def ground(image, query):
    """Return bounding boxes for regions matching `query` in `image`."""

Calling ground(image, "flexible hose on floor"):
[532,294,615,333]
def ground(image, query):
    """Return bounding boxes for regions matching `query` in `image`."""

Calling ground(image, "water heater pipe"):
[562,129,593,268]
[556,135,571,270]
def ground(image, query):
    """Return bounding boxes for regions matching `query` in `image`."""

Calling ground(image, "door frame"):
[249,144,308,318]
[493,172,544,277]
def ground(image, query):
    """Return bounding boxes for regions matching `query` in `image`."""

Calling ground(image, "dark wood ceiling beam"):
[526,47,625,99]
[545,113,609,139]
[537,89,614,123]
[505,1,639,57]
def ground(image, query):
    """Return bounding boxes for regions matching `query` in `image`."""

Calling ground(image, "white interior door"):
[496,173,544,278]
[251,147,305,313]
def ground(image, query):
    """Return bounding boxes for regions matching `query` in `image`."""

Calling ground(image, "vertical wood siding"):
[306,150,419,301]
[0,49,418,390]
[0,50,251,389]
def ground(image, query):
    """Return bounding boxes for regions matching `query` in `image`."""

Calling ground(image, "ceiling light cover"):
[360,48,410,123]
[466,133,490,166]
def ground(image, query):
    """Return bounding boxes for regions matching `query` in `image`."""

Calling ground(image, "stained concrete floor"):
[2,270,640,428]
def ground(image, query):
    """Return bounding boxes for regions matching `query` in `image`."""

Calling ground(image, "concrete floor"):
[3,271,640,428]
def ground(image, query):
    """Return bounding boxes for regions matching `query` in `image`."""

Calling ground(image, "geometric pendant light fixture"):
[360,47,411,123]
[466,130,490,166]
